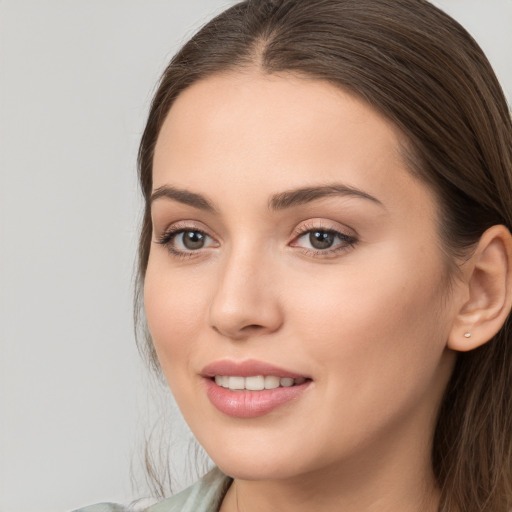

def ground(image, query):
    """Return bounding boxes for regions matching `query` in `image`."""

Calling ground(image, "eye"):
[290,225,357,256]
[156,226,218,257]
[177,230,208,250]
[308,230,337,250]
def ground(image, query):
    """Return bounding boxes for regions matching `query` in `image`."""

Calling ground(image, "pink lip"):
[201,359,311,418]
[201,359,308,379]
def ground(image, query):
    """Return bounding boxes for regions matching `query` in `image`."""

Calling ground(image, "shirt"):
[72,467,232,512]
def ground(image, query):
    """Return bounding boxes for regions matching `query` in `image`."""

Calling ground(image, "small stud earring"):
[464,332,472,339]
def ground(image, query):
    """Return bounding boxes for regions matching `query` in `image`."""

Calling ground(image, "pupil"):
[310,230,334,250]
[183,231,205,250]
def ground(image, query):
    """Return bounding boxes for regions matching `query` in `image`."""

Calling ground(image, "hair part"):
[135,1,512,509]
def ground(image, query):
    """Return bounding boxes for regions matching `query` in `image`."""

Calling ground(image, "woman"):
[78,0,512,510]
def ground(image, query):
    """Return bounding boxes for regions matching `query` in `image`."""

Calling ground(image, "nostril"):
[241,324,265,332]
[211,323,267,340]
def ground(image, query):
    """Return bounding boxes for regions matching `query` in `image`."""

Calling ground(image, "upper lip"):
[201,359,309,379]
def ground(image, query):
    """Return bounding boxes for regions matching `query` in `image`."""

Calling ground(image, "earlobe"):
[448,225,512,352]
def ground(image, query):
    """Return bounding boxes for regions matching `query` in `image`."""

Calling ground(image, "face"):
[145,72,459,483]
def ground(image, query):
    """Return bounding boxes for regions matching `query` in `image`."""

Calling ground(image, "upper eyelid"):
[292,227,357,244]
[156,220,216,238]
[291,219,357,238]
[159,225,216,244]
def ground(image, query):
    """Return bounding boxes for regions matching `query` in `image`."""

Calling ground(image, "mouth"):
[212,375,307,391]
[201,359,312,418]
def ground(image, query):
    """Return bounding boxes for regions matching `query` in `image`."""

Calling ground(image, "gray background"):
[0,1,511,511]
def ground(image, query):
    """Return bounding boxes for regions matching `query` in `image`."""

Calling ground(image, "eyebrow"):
[150,183,383,212]
[150,185,216,212]
[269,184,384,210]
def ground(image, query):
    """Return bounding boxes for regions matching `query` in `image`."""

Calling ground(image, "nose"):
[208,248,283,340]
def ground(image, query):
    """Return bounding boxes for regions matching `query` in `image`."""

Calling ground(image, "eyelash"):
[290,222,357,257]
[156,224,214,259]
[155,223,358,259]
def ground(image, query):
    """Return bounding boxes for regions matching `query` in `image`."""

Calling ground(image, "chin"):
[198,433,324,482]
[213,456,301,481]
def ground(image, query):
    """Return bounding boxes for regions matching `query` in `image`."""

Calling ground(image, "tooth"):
[221,376,229,388]
[229,376,245,390]
[294,377,306,385]
[264,375,280,389]
[215,375,222,386]
[245,375,265,391]
[280,377,294,387]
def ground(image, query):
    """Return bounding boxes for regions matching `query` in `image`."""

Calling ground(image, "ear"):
[448,225,512,352]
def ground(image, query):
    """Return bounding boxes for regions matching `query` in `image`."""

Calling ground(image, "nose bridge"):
[208,239,282,339]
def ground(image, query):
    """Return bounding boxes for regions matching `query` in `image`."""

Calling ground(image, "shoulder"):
[71,468,232,512]
[72,504,126,512]
[145,467,232,512]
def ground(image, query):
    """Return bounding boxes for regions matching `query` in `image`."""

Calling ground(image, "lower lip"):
[204,378,310,418]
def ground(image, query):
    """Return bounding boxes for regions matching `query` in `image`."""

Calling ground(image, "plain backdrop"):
[0,1,511,511]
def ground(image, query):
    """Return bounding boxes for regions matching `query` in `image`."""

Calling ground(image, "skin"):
[144,72,467,512]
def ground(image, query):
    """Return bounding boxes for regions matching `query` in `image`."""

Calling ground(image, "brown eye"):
[309,230,335,249]
[157,227,216,255]
[291,225,357,257]
[181,230,206,250]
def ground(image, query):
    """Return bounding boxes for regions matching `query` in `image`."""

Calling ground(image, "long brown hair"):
[135,1,512,509]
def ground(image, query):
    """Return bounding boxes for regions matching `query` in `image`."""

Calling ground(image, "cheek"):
[143,259,209,378]
[275,253,453,462]
[287,247,451,400]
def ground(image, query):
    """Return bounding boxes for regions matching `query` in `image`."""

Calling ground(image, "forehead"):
[152,71,434,221]
[156,71,404,155]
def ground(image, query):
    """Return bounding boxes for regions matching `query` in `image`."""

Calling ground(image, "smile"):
[201,360,311,418]
[214,375,307,391]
